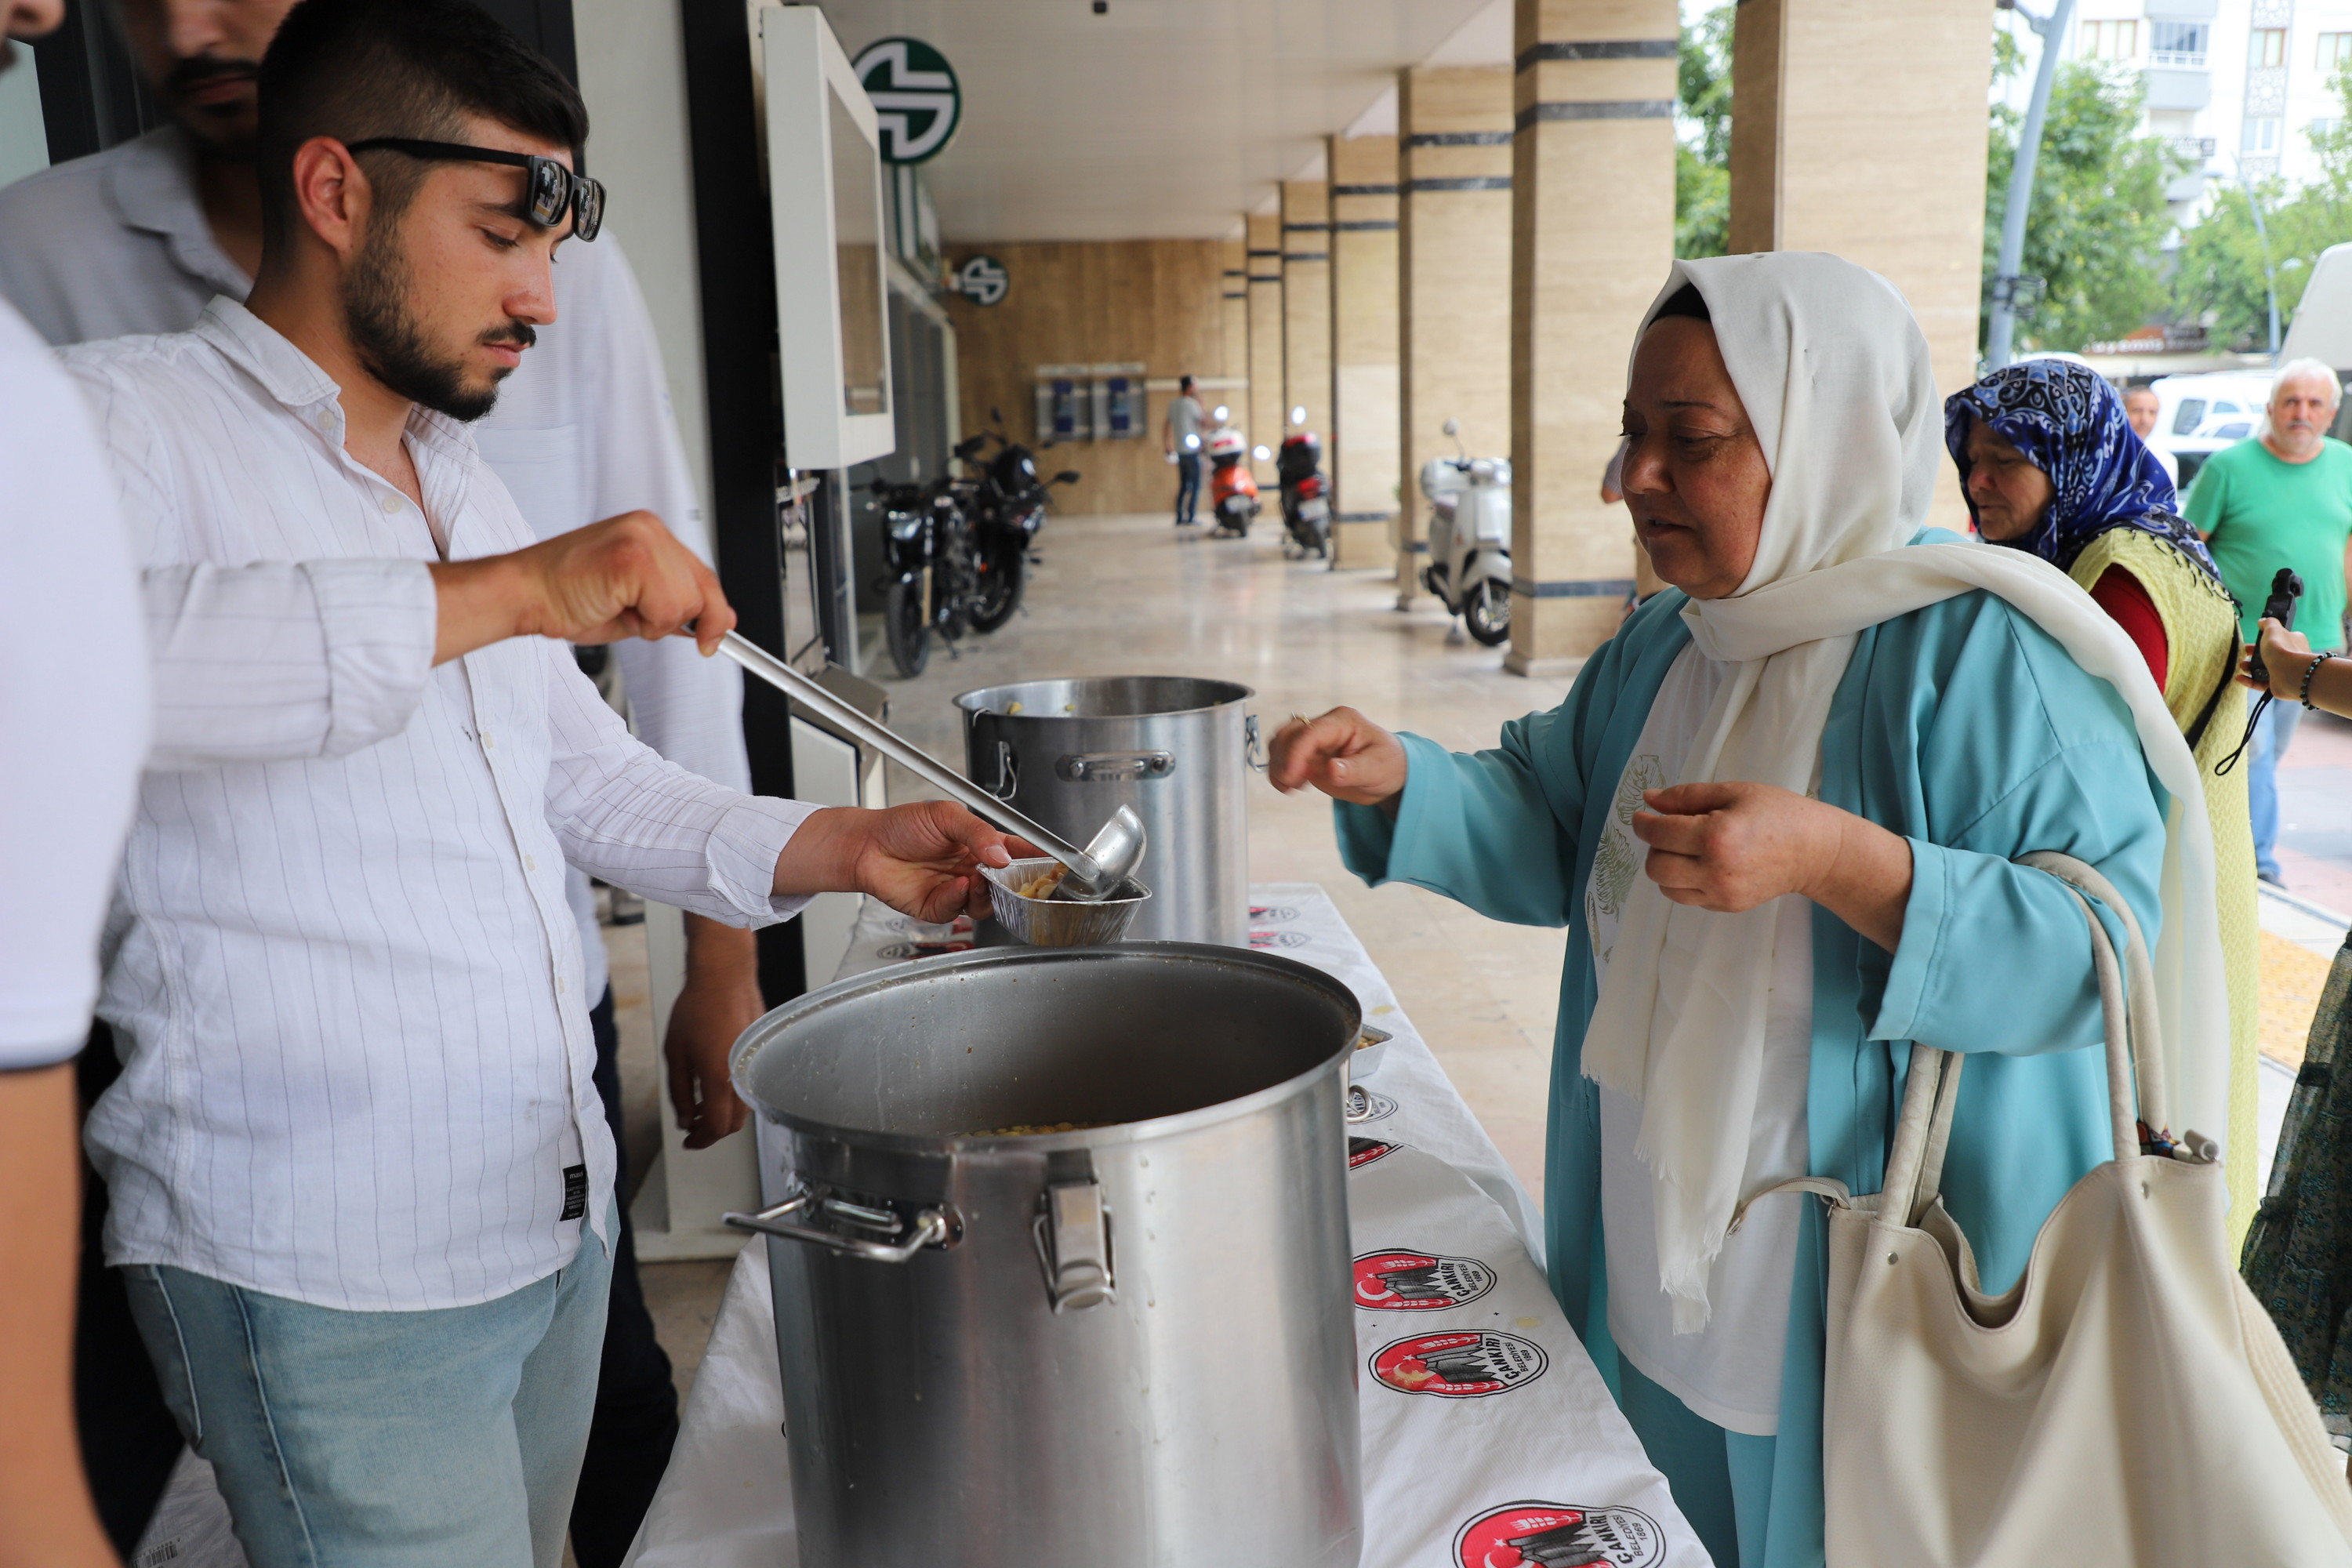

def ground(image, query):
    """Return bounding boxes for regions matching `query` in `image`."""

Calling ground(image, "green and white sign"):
[852,38,960,165]
[955,254,1009,307]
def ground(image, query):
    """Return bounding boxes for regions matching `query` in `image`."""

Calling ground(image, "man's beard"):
[162,54,263,161]
[342,236,532,423]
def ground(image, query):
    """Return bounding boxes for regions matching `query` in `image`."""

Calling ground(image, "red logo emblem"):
[1452,1500,1665,1567]
[1371,1330,1548,1398]
[1348,1136,1400,1169]
[1352,1249,1495,1311]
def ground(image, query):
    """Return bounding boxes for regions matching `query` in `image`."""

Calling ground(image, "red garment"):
[2089,566,2168,690]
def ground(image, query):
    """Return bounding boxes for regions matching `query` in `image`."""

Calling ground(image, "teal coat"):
[1336,546,2169,1566]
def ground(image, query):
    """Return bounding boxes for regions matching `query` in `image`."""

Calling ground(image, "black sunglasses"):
[343,138,603,241]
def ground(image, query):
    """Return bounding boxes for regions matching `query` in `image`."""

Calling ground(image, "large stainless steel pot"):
[956,677,1257,946]
[727,942,1363,1566]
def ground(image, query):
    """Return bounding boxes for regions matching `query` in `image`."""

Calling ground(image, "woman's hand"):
[1633,782,1913,953]
[774,801,1033,924]
[1268,707,1410,809]
[2239,615,2318,697]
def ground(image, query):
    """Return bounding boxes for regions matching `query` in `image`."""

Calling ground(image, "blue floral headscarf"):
[1944,360,2221,580]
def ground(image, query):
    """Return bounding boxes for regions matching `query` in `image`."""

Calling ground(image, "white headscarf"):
[1582,252,2226,1333]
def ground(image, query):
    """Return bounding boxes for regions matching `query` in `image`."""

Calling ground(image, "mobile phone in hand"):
[2251,568,2306,684]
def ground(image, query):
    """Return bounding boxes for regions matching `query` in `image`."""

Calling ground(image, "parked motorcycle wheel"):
[1463,578,1510,647]
[967,544,1025,633]
[884,579,931,677]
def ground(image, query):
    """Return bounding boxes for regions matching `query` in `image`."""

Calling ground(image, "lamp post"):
[1987,0,2078,369]
[2234,158,2282,363]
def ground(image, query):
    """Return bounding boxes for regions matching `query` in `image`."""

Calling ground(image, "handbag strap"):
[2019,850,2169,1140]
[1878,851,2154,1226]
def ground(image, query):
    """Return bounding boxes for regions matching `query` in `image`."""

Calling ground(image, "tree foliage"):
[1676,2,1733,260]
[1983,60,2178,351]
[2171,67,2352,351]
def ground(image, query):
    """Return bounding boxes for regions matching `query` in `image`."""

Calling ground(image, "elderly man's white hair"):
[2271,356,2344,408]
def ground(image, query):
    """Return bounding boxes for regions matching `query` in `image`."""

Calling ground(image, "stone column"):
[1282,179,1334,498]
[1246,212,1286,488]
[1504,0,1679,673]
[1329,133,1400,570]
[1221,238,1248,384]
[1397,64,1514,606]
[1729,0,1993,527]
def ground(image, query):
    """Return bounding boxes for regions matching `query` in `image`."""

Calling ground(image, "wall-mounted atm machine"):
[1093,362,1146,441]
[649,0,903,1258]
[1035,361,1150,445]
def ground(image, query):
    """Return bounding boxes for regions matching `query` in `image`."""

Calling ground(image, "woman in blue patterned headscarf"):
[1945,358,2220,579]
[1947,358,2262,1247]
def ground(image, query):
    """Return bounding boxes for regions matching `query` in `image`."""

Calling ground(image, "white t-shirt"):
[0,299,149,1066]
[1584,645,1812,1436]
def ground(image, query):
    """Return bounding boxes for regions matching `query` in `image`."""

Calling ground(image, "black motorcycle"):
[873,430,1076,678]
[954,426,1079,633]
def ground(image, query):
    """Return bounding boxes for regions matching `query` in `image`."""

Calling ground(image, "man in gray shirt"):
[1163,373,1207,528]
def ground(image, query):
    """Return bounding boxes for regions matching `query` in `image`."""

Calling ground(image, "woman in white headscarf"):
[1272,253,2224,1566]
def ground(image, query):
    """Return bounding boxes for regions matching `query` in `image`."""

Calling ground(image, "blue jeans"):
[1174,452,1202,524]
[2250,699,2303,882]
[122,1221,614,1568]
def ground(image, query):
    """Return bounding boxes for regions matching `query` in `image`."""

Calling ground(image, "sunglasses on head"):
[343,138,604,241]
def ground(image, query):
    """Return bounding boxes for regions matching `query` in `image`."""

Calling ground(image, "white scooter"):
[1417,419,1512,647]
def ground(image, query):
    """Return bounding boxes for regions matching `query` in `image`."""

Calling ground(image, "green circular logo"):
[955,255,1009,307]
[852,37,961,165]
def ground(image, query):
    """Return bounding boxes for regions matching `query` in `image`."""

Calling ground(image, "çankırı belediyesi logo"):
[1351,1249,1496,1311]
[1370,1330,1548,1398]
[1452,1499,1666,1568]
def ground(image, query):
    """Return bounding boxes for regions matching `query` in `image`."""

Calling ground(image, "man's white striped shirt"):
[66,299,812,1311]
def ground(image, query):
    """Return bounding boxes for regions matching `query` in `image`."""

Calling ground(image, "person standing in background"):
[2124,384,2180,488]
[0,5,151,1563]
[1163,373,1207,528]
[0,1,750,1559]
[2184,358,2352,888]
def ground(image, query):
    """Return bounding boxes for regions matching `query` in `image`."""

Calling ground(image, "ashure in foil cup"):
[978,856,1151,946]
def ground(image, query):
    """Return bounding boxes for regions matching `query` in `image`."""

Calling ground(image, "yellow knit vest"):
[2068,529,2260,1243]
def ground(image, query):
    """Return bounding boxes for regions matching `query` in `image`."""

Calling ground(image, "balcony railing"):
[2150,49,2209,67]
[2171,135,2218,158]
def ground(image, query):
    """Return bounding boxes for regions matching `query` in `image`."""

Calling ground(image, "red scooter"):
[1207,423,1261,537]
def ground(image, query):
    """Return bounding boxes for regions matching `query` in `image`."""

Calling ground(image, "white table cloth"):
[622,884,1709,1568]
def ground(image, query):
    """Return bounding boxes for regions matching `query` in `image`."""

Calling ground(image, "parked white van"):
[2147,371,2276,491]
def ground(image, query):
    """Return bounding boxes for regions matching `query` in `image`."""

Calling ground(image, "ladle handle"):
[713,631,1106,887]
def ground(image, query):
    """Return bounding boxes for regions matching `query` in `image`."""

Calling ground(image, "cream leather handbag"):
[1774,852,2352,1565]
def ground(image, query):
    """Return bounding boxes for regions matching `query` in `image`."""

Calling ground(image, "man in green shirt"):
[2187,357,2352,884]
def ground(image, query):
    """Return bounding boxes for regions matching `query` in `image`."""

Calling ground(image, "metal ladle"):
[715,631,1145,902]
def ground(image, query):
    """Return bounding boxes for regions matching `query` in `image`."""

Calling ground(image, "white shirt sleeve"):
[576,238,753,793]
[141,559,438,768]
[540,644,815,926]
[67,353,441,768]
[0,308,150,1065]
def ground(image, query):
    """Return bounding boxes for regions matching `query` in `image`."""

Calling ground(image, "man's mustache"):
[481,322,538,350]
[163,54,260,98]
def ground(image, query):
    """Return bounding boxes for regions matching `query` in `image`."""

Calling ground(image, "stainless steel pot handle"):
[1033,1181,1116,1312]
[724,1194,952,1264]
[1055,750,1174,783]
[1245,713,1268,773]
[988,739,1019,800]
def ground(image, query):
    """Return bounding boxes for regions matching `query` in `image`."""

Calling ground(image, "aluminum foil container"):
[979,857,1152,946]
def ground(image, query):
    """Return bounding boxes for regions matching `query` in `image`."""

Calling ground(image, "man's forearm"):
[0,1063,114,1567]
[429,555,531,665]
[683,912,759,977]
